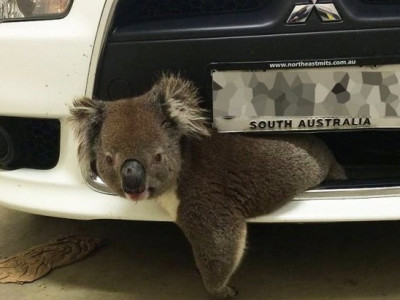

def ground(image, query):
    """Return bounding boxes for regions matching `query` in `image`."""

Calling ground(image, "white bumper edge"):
[0,120,400,222]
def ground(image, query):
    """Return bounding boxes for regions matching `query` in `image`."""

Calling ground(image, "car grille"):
[0,117,60,170]
[115,0,265,25]
[363,0,400,3]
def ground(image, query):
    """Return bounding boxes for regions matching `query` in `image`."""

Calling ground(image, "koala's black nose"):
[121,160,146,194]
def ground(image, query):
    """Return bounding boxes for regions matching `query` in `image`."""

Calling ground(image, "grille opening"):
[114,0,266,27]
[317,130,400,188]
[0,131,8,158]
[362,0,400,4]
[0,117,60,170]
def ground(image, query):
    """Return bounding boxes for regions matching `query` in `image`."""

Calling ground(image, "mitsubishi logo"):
[286,0,342,24]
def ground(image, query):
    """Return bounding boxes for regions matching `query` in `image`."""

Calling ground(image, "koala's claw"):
[210,286,238,299]
[227,286,239,298]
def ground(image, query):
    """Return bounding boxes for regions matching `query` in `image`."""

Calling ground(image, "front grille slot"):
[114,0,265,26]
[0,117,60,170]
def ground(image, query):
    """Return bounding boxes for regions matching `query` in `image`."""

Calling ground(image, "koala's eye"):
[106,155,113,165]
[154,153,163,163]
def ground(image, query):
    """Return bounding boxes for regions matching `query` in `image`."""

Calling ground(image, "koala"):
[69,75,346,299]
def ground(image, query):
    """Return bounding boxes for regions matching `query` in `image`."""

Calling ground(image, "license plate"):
[212,64,400,132]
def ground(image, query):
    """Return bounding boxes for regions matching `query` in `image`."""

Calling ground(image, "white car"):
[1,0,400,222]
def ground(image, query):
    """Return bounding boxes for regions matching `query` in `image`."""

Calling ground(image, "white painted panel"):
[0,0,107,118]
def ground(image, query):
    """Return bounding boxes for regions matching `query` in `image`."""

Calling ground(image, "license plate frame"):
[212,62,400,133]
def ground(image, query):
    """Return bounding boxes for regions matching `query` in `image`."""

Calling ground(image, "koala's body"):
[70,75,345,299]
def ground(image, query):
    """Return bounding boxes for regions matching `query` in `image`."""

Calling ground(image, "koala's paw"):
[210,285,238,299]
[226,286,239,298]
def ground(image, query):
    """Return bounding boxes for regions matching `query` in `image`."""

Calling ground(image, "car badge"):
[286,0,342,24]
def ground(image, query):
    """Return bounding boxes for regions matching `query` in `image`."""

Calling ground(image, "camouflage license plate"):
[212,65,400,132]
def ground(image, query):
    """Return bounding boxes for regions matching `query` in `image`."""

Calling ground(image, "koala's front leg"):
[177,200,247,299]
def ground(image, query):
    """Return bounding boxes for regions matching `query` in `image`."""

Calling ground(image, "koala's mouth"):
[124,188,150,201]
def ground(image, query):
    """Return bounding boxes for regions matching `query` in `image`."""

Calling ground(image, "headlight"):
[0,0,72,22]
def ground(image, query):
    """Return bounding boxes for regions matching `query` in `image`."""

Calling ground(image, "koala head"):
[69,75,209,201]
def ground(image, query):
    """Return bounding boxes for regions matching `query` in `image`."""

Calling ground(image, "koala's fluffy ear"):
[154,74,210,138]
[68,98,105,164]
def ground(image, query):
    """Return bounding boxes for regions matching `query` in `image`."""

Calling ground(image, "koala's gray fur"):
[69,74,346,299]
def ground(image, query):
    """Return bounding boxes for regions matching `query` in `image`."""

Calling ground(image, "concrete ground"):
[1,206,400,300]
